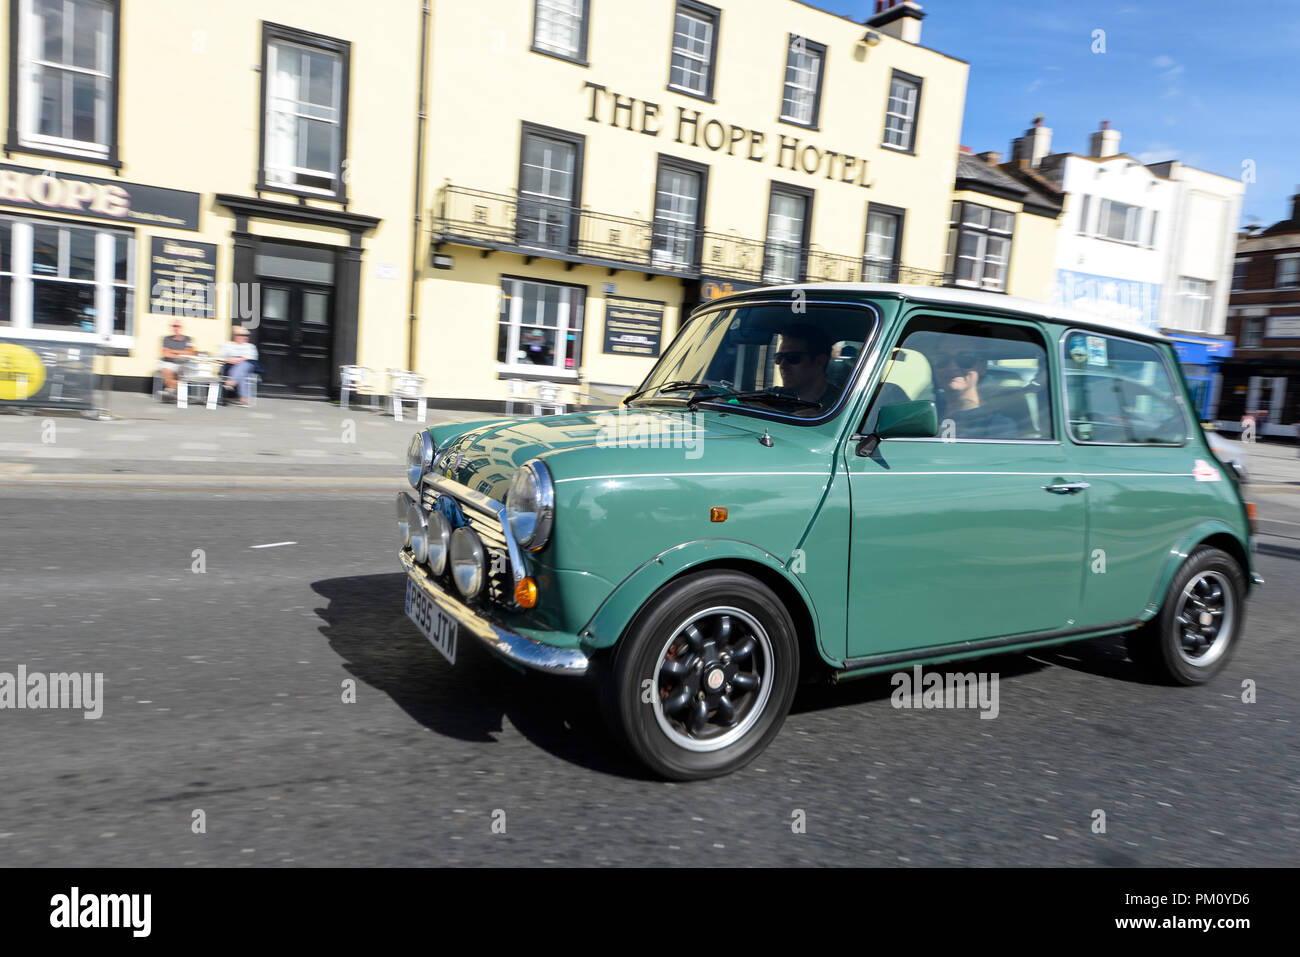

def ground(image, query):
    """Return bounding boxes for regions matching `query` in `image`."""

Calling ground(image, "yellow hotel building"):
[0,0,421,397]
[0,0,1062,407]
[416,0,970,407]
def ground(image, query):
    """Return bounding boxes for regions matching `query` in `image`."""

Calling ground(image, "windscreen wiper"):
[624,380,717,405]
[705,389,822,410]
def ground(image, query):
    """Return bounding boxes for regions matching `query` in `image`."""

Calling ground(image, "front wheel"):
[1125,546,1246,685]
[602,571,799,780]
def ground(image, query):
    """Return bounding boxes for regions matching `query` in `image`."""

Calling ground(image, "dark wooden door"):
[255,283,333,396]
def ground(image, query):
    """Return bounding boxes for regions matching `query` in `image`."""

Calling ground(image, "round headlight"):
[427,510,451,576]
[407,431,435,488]
[506,460,555,550]
[408,499,429,564]
[449,526,486,599]
[396,492,412,547]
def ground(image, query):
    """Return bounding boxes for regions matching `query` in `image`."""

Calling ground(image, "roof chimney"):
[1292,187,1300,223]
[1010,114,1053,168]
[866,0,925,44]
[1089,119,1121,158]
[977,150,1001,165]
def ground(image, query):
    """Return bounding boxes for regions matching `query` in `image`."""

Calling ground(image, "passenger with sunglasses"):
[932,348,1016,439]
[774,325,838,408]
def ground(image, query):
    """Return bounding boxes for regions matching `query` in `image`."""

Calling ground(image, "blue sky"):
[805,0,1300,227]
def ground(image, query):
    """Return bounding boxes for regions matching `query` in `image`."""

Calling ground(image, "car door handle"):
[1043,482,1091,494]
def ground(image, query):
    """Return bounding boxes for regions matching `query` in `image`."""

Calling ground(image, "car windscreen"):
[627,301,877,420]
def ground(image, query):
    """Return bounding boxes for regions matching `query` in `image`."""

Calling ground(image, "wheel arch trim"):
[577,539,833,668]
[1143,521,1252,620]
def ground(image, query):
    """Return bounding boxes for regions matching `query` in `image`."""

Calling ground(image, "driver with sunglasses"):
[774,325,839,409]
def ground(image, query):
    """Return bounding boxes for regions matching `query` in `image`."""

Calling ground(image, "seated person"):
[932,350,1017,439]
[219,326,259,405]
[774,324,840,409]
[158,320,195,395]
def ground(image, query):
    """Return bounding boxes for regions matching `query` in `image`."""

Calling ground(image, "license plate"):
[405,577,458,665]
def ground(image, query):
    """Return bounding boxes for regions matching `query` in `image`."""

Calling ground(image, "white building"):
[1146,161,1244,337]
[1009,119,1242,339]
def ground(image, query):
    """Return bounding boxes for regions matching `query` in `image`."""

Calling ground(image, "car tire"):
[1124,546,1245,685]
[601,570,800,781]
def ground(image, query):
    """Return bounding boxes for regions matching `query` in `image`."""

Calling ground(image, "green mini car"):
[397,284,1259,780]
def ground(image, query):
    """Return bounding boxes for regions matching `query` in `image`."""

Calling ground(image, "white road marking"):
[181,442,220,450]
[250,541,297,549]
[171,455,217,462]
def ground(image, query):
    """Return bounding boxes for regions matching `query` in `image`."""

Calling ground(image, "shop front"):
[1166,332,1234,421]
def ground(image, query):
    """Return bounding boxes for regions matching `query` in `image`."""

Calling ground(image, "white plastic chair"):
[340,365,380,410]
[388,369,427,423]
[505,378,530,415]
[178,356,222,410]
[533,380,566,415]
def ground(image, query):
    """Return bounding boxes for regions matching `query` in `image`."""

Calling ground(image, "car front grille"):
[420,485,514,606]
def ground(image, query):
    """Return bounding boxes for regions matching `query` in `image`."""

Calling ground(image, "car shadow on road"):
[311,573,653,780]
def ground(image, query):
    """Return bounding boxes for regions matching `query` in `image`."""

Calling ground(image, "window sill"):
[495,366,580,382]
[1,328,134,353]
[256,178,348,206]
[667,83,715,104]
[4,141,121,171]
[530,44,589,67]
[777,115,820,132]
[879,142,916,157]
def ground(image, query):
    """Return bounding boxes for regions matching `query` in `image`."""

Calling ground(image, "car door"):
[844,310,1087,661]
[1059,329,1207,626]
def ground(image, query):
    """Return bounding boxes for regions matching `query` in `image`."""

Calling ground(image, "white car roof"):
[750,283,1169,342]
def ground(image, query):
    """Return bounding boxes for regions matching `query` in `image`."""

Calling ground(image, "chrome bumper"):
[399,550,589,676]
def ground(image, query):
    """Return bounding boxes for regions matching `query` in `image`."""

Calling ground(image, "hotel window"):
[780,35,825,128]
[531,0,589,64]
[763,183,812,284]
[945,202,1013,292]
[1240,318,1262,348]
[0,215,133,337]
[497,277,585,376]
[9,0,119,162]
[862,204,904,283]
[1232,258,1248,290]
[882,70,921,153]
[1097,199,1142,243]
[259,23,350,201]
[668,1,719,100]
[651,156,706,268]
[517,123,583,250]
[1177,277,1213,332]
[1276,255,1300,289]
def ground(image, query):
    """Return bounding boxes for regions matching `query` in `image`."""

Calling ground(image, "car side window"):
[1061,331,1188,444]
[864,315,1053,440]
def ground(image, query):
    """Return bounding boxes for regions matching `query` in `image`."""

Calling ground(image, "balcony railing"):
[432,184,944,288]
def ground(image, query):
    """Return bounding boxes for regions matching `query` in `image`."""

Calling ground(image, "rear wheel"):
[602,571,799,780]
[1125,546,1245,685]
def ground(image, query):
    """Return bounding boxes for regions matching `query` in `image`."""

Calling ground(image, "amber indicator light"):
[1245,502,1257,536]
[515,577,538,608]
[710,507,728,522]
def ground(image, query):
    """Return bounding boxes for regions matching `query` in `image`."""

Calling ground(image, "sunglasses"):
[773,351,809,366]
[934,352,979,373]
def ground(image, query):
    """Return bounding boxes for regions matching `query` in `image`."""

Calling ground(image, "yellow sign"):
[0,343,47,400]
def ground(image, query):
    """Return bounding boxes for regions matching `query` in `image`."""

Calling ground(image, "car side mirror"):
[855,399,939,456]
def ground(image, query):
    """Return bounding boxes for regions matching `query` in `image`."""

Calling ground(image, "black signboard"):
[602,296,664,357]
[0,163,201,231]
[0,338,98,410]
[148,237,218,317]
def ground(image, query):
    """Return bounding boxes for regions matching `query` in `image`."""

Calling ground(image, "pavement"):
[2,394,1297,502]
[0,391,475,485]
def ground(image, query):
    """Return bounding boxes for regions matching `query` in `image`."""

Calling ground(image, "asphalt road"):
[1,485,1297,867]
